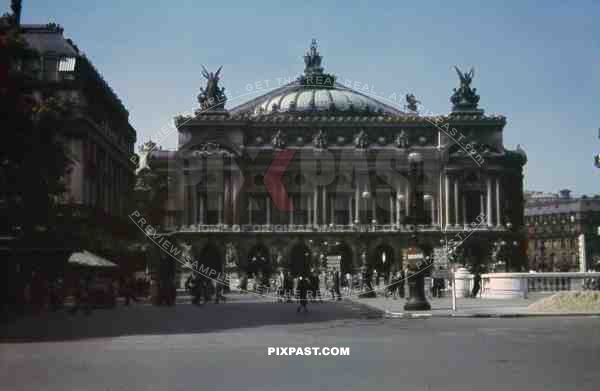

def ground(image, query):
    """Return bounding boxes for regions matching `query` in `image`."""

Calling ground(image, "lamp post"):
[403,151,431,311]
[440,237,457,311]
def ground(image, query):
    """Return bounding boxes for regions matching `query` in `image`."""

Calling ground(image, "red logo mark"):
[263,150,296,212]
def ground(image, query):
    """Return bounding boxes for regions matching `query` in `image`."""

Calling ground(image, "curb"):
[383,310,600,319]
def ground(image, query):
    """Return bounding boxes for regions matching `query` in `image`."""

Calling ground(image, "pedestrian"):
[203,276,213,304]
[333,269,341,300]
[49,277,64,311]
[387,274,397,299]
[310,270,322,303]
[284,272,293,303]
[123,276,139,306]
[297,276,308,313]
[70,274,92,316]
[187,274,203,305]
[276,271,285,303]
[472,272,482,298]
[398,269,405,298]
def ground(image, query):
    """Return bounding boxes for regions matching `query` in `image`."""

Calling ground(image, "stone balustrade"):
[481,272,600,299]
[165,223,507,234]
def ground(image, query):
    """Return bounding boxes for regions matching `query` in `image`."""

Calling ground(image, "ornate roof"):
[229,40,403,118]
[230,82,403,117]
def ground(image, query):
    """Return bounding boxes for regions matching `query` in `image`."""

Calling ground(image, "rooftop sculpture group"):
[197,65,227,112]
[450,66,481,112]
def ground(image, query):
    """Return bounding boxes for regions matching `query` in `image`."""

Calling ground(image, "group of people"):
[271,269,345,305]
[385,271,406,299]
[185,273,225,305]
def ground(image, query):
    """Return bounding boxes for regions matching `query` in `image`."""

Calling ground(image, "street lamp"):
[440,237,457,311]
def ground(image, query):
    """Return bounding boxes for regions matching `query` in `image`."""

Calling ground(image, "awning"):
[68,250,118,268]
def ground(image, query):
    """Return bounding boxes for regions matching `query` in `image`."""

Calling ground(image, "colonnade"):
[178,173,503,229]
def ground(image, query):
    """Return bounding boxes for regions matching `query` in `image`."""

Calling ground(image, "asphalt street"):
[1,299,599,391]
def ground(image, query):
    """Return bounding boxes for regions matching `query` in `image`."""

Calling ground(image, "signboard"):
[431,269,450,279]
[326,255,341,270]
[404,247,424,262]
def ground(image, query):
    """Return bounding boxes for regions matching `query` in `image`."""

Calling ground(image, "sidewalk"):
[350,293,600,318]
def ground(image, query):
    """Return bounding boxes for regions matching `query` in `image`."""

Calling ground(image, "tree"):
[0,11,73,236]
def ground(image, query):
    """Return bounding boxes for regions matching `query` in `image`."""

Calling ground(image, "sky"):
[12,0,600,195]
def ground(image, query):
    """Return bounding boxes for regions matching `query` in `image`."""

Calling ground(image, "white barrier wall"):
[481,272,600,299]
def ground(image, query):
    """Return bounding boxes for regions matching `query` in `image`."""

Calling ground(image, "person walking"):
[398,269,405,298]
[308,269,319,303]
[123,276,139,306]
[49,277,64,311]
[186,273,203,305]
[472,270,482,298]
[297,276,309,313]
[276,270,285,303]
[70,274,92,315]
[333,269,341,300]
[387,273,397,299]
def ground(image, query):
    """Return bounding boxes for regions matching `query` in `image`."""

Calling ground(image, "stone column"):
[439,175,443,226]
[480,192,484,219]
[232,176,238,225]
[225,176,232,225]
[444,175,451,228]
[191,185,198,225]
[462,194,467,227]
[405,185,410,217]
[486,177,493,227]
[330,198,335,225]
[322,187,327,226]
[348,195,353,225]
[289,195,294,225]
[183,186,190,226]
[431,196,436,225]
[396,189,401,226]
[495,178,501,226]
[248,194,253,226]
[389,195,394,225]
[371,196,377,224]
[312,187,319,225]
[199,196,204,225]
[454,178,460,227]
[355,186,360,224]
[218,193,223,225]
[266,196,271,225]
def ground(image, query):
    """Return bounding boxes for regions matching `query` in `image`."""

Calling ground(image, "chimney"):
[11,0,22,26]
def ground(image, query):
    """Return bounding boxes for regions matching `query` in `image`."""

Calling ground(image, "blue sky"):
[14,0,600,195]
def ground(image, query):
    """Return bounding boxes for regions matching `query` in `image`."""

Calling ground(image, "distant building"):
[525,189,600,272]
[21,23,136,218]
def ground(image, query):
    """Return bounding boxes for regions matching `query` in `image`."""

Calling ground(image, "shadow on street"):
[0,299,380,343]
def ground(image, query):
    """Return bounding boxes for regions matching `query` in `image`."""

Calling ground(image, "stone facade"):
[146,41,527,283]
[22,24,137,217]
[525,190,600,272]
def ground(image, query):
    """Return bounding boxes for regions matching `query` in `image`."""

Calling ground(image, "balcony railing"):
[166,223,509,234]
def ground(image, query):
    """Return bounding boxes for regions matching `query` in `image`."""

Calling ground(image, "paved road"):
[1,299,599,391]
[352,293,557,316]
